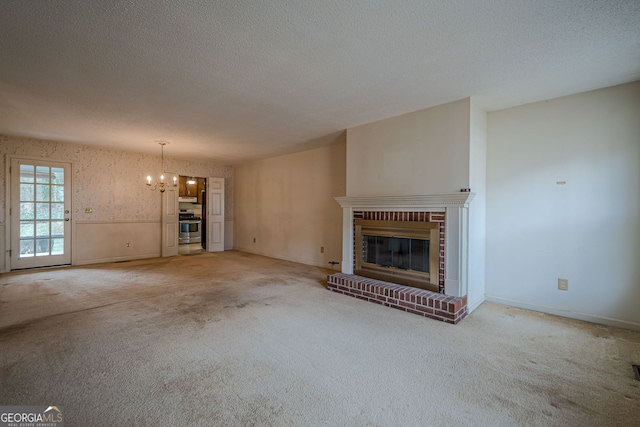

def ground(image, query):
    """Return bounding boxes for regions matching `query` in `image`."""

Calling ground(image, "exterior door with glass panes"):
[10,158,71,269]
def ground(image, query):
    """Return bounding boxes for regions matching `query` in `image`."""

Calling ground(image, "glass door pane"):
[11,159,71,269]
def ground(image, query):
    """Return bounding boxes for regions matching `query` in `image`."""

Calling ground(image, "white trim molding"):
[486,296,640,332]
[335,193,475,209]
[335,193,475,298]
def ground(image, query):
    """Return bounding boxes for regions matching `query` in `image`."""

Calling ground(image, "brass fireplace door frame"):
[354,219,440,292]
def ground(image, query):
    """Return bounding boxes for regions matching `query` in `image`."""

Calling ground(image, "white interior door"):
[10,158,71,269]
[207,177,224,252]
[161,175,179,257]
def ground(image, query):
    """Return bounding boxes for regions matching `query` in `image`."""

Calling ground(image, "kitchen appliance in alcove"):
[178,209,201,244]
[178,176,207,249]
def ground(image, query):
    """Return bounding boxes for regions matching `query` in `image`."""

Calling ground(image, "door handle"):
[65,218,70,221]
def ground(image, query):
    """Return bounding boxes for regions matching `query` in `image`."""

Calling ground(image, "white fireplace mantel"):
[335,193,475,298]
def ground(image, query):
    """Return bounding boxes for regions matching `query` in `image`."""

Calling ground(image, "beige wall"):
[0,135,233,269]
[486,81,640,329]
[346,98,471,196]
[234,136,346,270]
[0,223,5,272]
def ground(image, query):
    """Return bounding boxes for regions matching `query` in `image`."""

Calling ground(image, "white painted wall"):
[486,81,640,329]
[346,98,471,196]
[345,97,486,305]
[468,100,487,311]
[234,138,346,270]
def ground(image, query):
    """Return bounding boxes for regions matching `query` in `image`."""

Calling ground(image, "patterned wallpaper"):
[0,135,234,223]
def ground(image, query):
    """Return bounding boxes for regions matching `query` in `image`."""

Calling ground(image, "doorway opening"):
[163,176,225,257]
[178,175,206,255]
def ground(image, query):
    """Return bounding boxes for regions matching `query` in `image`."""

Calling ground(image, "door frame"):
[161,172,179,257]
[5,155,74,271]
[207,177,225,252]
[160,176,225,254]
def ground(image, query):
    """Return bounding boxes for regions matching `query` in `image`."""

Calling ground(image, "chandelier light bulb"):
[146,142,178,193]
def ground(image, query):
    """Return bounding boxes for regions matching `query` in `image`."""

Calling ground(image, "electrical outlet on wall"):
[558,278,569,291]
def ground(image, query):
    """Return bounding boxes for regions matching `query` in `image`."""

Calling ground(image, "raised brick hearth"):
[327,273,467,324]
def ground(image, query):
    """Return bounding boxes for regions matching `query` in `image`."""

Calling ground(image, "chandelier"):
[146,141,177,192]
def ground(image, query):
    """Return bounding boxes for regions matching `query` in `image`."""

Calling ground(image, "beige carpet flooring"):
[1,251,639,426]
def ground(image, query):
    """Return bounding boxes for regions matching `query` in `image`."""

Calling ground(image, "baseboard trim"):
[485,295,640,331]
[74,220,160,224]
[73,253,160,266]
[466,294,485,314]
[233,247,341,272]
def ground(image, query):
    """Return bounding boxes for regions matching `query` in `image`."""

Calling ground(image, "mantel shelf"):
[335,193,475,209]
[336,192,474,298]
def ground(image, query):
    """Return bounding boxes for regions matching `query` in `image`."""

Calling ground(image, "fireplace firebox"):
[355,219,440,292]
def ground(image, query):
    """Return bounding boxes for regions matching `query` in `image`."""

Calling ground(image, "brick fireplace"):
[328,193,474,324]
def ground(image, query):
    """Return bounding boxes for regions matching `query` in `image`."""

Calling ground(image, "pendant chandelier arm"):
[146,141,178,192]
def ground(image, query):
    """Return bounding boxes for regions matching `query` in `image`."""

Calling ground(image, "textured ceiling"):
[0,0,638,163]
